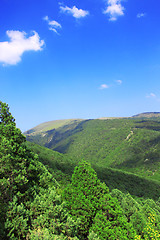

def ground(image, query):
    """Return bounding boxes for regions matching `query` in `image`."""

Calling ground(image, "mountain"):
[25,116,160,183]
[132,112,160,119]
[24,118,89,152]
[25,118,84,135]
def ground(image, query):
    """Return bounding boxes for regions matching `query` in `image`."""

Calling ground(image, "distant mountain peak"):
[132,112,160,118]
[24,119,84,136]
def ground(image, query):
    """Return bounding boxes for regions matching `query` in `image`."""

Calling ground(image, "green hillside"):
[25,118,160,182]
[25,141,75,185]
[26,141,160,200]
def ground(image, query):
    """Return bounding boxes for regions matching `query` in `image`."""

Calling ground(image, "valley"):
[25,115,160,182]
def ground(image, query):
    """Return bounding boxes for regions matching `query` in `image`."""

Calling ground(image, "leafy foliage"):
[0,102,78,239]
[5,189,80,240]
[62,161,109,239]
[63,161,136,239]
[110,189,160,239]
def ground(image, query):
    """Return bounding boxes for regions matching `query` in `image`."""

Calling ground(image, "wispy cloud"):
[60,5,89,19]
[146,92,160,102]
[99,84,110,90]
[43,16,62,34]
[137,13,146,18]
[116,79,122,85]
[0,30,44,66]
[99,79,122,90]
[103,0,125,21]
[146,93,156,98]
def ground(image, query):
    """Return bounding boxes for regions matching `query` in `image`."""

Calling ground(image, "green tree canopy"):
[0,102,54,238]
[0,101,80,240]
[63,161,137,239]
[63,161,109,239]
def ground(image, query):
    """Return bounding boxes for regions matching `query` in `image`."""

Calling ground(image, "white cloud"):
[99,79,122,90]
[43,16,62,34]
[137,13,146,18]
[60,5,89,19]
[99,84,109,90]
[49,20,62,28]
[0,30,44,66]
[116,80,122,85]
[103,0,125,21]
[49,28,59,34]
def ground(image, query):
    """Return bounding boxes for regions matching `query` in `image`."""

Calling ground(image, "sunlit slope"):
[25,118,160,181]
[25,118,85,147]
[25,119,83,134]
[132,112,160,119]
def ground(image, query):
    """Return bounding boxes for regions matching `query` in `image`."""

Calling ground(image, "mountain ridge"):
[25,118,84,135]
[132,112,160,118]
[24,112,160,136]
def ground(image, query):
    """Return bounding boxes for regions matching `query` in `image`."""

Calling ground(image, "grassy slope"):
[25,119,83,134]
[132,112,160,118]
[25,119,87,149]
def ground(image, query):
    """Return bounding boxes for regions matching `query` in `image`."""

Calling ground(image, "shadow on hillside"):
[135,120,160,131]
[94,165,160,200]
[47,120,91,153]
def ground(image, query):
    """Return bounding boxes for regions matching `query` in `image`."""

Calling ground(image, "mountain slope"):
[25,119,84,135]
[25,117,160,182]
[25,141,160,200]
[25,141,76,185]
[132,112,160,119]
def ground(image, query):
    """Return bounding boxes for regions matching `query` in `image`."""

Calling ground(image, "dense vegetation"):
[1,102,160,239]
[25,117,160,182]
[25,142,160,200]
[25,116,160,200]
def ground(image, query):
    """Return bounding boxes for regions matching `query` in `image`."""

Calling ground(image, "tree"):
[89,195,136,240]
[63,161,137,239]
[0,101,28,238]
[0,102,54,238]
[63,161,109,239]
[0,102,80,239]
[6,188,80,240]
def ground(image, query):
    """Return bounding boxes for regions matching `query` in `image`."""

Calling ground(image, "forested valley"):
[0,101,160,239]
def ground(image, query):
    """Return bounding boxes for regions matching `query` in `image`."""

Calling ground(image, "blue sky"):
[1,0,160,132]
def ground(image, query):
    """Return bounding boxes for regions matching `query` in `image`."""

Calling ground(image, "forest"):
[0,101,160,240]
